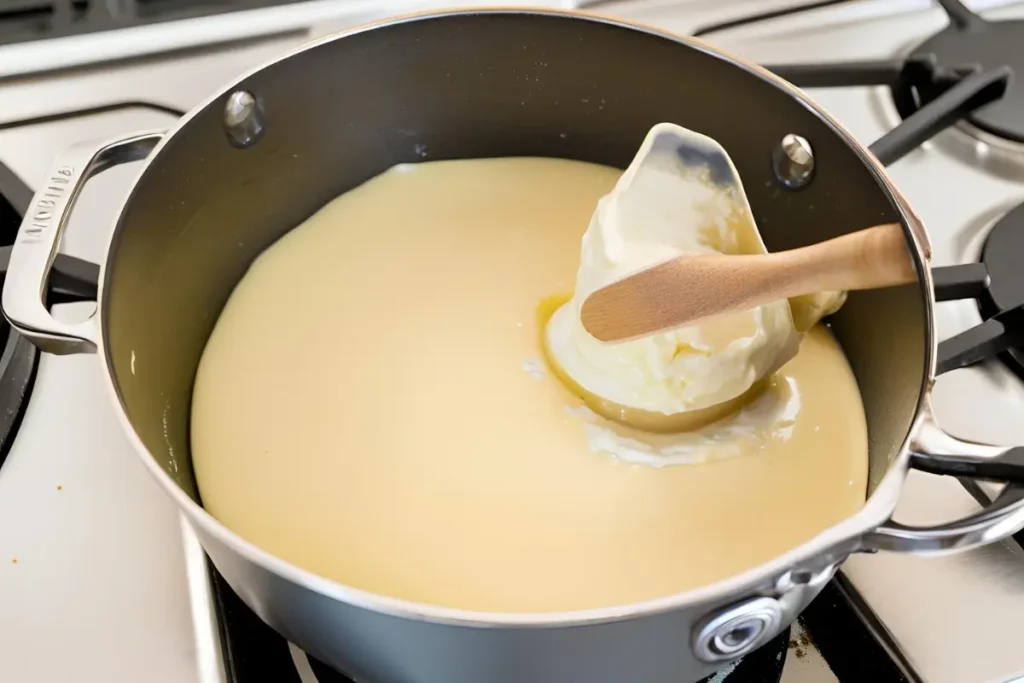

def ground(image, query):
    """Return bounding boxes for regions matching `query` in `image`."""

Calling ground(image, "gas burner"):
[977,201,1024,378]
[901,8,1024,145]
[979,202,1024,315]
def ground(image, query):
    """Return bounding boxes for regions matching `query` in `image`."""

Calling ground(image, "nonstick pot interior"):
[102,11,929,504]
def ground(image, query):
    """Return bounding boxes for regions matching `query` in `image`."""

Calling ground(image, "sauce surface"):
[191,157,868,613]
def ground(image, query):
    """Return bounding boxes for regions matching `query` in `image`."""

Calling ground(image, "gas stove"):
[2,2,1024,682]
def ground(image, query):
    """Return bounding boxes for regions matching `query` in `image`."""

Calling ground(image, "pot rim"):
[98,6,935,628]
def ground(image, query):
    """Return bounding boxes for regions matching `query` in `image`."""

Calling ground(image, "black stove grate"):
[899,11,1024,143]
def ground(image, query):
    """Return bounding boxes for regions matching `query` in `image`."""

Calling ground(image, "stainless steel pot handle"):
[1,131,163,355]
[863,405,1024,554]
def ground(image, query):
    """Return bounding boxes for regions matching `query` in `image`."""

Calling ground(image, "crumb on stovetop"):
[788,628,813,659]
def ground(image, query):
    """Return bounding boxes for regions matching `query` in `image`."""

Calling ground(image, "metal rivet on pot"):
[223,90,265,148]
[692,597,783,663]
[772,134,814,190]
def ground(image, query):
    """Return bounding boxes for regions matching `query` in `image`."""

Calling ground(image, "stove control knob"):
[692,596,784,663]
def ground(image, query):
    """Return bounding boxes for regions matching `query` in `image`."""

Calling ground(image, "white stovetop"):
[2,2,1024,682]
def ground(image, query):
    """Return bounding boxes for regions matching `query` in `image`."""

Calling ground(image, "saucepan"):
[5,10,1024,683]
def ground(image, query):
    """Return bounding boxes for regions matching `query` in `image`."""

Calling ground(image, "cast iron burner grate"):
[895,4,1024,144]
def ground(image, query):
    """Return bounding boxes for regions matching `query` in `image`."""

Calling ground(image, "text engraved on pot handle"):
[21,165,75,245]
[1,130,165,355]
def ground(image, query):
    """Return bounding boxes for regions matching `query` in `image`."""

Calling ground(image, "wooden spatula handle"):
[581,223,916,343]
[773,223,915,293]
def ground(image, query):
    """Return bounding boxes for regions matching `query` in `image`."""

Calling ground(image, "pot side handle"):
[1,131,164,355]
[863,406,1024,554]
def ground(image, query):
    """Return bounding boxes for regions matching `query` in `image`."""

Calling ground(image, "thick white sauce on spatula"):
[546,124,845,425]
[191,157,868,613]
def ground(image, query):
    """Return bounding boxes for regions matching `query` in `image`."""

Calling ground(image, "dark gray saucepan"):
[5,10,1024,683]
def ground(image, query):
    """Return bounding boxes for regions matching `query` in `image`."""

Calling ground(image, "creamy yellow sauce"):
[191,157,868,613]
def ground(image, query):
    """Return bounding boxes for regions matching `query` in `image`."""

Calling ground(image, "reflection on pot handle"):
[1,131,164,355]
[864,404,1024,555]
